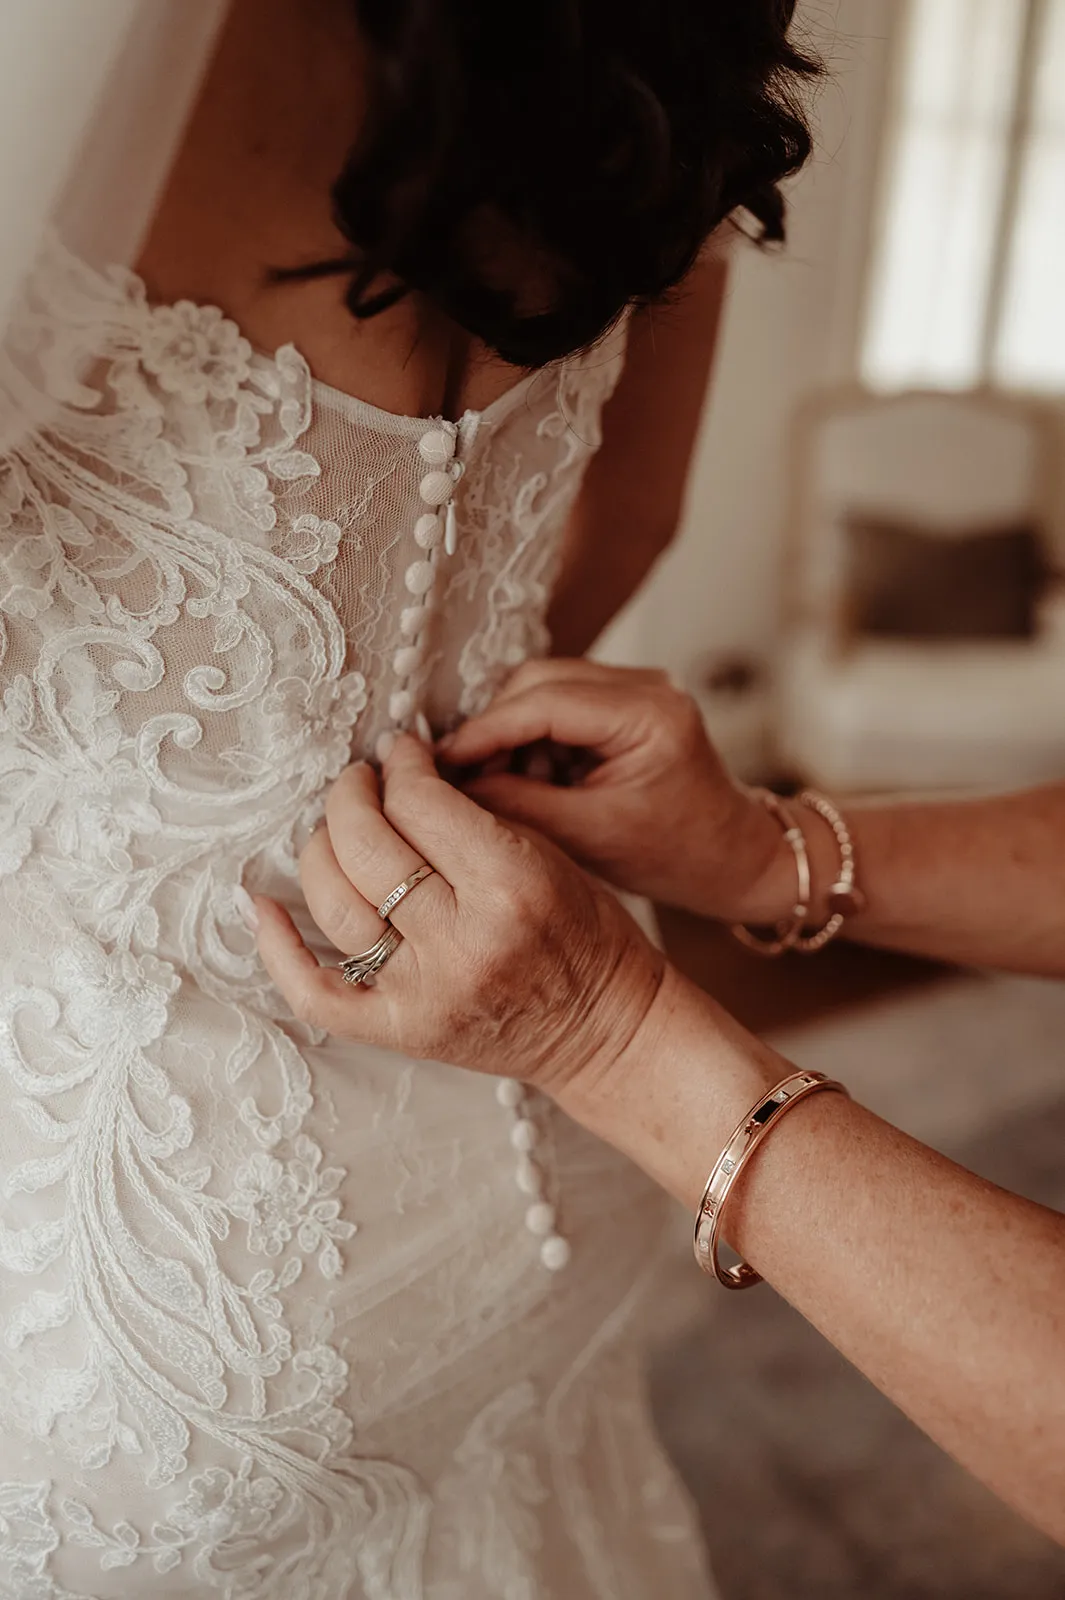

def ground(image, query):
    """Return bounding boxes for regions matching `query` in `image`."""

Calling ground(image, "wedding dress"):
[0,222,717,1599]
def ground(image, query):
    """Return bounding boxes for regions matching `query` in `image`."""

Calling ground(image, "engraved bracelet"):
[693,1070,849,1288]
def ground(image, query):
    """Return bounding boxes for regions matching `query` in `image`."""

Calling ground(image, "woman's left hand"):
[249,735,665,1099]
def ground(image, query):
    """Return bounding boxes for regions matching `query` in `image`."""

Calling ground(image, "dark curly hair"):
[278,0,821,367]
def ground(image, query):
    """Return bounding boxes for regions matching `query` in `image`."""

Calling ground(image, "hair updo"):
[282,0,821,368]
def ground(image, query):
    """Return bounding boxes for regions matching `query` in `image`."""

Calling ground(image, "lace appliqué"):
[0,236,429,1595]
[0,232,687,1600]
[0,1482,76,1600]
[451,346,625,719]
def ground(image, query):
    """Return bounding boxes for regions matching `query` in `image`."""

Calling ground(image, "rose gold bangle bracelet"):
[731,789,866,958]
[730,790,810,957]
[693,1070,850,1289]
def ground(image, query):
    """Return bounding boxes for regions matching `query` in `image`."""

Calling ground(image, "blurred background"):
[602,1,1065,1594]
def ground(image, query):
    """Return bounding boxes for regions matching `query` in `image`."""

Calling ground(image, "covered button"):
[540,1235,572,1272]
[418,428,455,467]
[509,1117,539,1153]
[514,1157,541,1195]
[392,645,422,677]
[419,470,454,506]
[405,560,435,596]
[524,1202,556,1237]
[414,513,441,550]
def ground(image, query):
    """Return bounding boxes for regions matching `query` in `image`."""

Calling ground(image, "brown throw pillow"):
[845,516,1046,640]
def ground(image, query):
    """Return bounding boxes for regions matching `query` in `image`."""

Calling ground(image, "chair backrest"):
[785,387,1060,634]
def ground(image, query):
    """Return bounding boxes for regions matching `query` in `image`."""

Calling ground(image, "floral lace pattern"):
[0,235,713,1598]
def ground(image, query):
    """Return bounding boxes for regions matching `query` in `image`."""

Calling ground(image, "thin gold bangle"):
[693,1070,850,1288]
[730,790,810,957]
[793,789,866,954]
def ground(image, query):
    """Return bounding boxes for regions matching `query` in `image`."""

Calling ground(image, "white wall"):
[601,0,895,677]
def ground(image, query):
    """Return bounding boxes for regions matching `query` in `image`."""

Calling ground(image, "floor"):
[648,925,1065,1599]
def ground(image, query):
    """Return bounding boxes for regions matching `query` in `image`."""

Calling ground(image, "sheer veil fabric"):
[0,7,717,1596]
[0,0,226,450]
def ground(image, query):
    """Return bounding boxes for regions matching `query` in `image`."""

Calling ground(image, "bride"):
[0,1,817,1594]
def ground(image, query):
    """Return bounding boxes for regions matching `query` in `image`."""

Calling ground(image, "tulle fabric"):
[0,0,226,450]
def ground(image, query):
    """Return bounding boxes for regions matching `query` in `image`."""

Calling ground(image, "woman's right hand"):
[438,659,789,924]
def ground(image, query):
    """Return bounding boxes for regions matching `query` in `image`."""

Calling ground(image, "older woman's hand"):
[437,658,785,923]
[250,735,665,1097]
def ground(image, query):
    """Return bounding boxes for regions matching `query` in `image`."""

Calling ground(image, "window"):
[862,0,1065,393]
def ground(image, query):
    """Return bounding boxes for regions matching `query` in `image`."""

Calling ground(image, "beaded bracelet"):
[731,789,866,958]
[693,1070,849,1288]
[792,789,866,954]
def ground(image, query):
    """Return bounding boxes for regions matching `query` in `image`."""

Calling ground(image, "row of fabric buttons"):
[495,1079,571,1272]
[379,418,569,1272]
[375,424,463,764]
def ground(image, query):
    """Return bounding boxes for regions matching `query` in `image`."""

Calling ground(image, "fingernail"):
[233,885,259,932]
[435,732,455,755]
[415,711,433,746]
[375,731,396,762]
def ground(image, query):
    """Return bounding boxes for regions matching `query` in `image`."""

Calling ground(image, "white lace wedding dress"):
[0,236,716,1600]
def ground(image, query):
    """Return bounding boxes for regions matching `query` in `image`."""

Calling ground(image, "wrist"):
[696,788,793,924]
[717,789,845,930]
[554,962,782,1211]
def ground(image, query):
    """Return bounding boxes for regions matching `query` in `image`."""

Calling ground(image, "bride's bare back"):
[137,0,520,423]
[135,0,733,658]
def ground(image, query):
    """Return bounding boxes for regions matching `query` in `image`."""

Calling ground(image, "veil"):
[0,0,228,449]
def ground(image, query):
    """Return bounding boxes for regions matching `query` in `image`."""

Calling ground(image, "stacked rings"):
[338,866,437,986]
[339,926,403,987]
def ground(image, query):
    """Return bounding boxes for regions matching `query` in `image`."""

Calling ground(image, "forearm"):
[734,785,1065,977]
[559,966,1065,1544]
